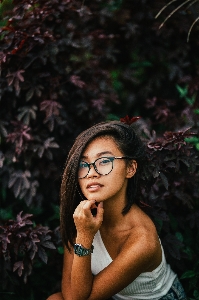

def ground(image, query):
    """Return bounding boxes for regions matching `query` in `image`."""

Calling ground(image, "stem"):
[155,0,178,18]
[187,15,199,41]
[187,0,199,9]
[157,0,192,29]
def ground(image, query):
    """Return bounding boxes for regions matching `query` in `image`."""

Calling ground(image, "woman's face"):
[78,136,137,203]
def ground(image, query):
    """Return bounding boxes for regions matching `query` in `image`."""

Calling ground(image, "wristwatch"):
[74,243,94,257]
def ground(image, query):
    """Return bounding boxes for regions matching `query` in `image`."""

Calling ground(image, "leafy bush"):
[0,216,62,300]
[0,212,56,283]
[0,0,199,299]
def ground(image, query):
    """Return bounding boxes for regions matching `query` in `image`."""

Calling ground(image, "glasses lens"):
[95,157,113,175]
[78,157,113,178]
[78,161,89,178]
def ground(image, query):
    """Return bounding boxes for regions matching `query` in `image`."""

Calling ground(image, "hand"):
[73,200,104,240]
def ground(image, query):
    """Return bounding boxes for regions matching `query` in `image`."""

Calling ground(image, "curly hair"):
[60,121,146,251]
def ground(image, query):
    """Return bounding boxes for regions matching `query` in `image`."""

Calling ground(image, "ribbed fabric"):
[91,231,176,300]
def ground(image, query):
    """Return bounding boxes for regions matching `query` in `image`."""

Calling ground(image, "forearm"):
[71,234,94,300]
[70,200,104,300]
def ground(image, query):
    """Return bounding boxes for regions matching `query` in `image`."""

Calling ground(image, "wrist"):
[76,233,94,249]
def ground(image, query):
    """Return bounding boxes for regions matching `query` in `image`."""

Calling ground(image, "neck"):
[101,195,127,229]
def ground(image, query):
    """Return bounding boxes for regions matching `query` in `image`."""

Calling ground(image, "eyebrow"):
[81,151,114,159]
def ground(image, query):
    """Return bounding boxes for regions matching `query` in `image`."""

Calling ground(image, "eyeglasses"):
[78,156,132,179]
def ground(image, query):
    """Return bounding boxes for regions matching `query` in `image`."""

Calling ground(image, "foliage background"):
[0,0,199,299]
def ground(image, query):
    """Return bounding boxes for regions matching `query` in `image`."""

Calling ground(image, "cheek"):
[110,169,129,189]
[113,165,128,180]
[78,181,91,199]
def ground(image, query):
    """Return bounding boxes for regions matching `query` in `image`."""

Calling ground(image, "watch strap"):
[74,243,94,257]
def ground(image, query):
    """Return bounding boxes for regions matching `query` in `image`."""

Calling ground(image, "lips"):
[86,182,103,191]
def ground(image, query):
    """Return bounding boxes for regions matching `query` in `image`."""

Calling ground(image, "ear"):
[126,160,137,178]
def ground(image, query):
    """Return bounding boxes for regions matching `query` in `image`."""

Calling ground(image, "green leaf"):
[194,109,199,114]
[111,70,120,79]
[106,0,123,12]
[175,232,183,242]
[106,114,120,121]
[0,207,14,220]
[181,270,196,279]
[113,80,123,91]
[185,96,195,106]
[130,61,153,68]
[50,204,60,220]
[194,289,199,299]
[185,137,199,143]
[176,84,188,98]
[176,84,195,105]
[169,214,178,231]
[57,246,64,255]
[185,137,199,151]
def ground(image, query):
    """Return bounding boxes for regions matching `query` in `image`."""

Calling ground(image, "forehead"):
[81,136,122,158]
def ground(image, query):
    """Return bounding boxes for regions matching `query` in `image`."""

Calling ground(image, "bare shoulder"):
[128,204,158,237]
[121,205,162,271]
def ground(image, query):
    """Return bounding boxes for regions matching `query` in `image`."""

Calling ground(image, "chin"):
[87,196,99,201]
[86,194,103,202]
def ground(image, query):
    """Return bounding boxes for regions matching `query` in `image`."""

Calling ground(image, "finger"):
[95,202,104,222]
[90,201,99,210]
[98,202,103,208]
[73,201,87,219]
[82,200,96,217]
[74,200,88,213]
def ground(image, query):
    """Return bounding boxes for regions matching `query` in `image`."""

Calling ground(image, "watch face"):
[74,244,81,256]
[74,244,86,256]
[74,244,93,256]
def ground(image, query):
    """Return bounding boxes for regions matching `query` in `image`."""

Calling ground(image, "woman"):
[47,121,187,300]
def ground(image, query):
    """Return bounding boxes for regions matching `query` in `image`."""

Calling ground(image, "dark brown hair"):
[60,121,146,250]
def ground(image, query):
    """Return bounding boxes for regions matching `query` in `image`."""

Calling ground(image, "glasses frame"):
[78,156,133,179]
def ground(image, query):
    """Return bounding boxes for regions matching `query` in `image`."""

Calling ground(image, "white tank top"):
[91,231,176,300]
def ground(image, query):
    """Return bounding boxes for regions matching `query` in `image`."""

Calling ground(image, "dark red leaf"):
[13,261,24,277]
[69,75,86,88]
[120,115,141,125]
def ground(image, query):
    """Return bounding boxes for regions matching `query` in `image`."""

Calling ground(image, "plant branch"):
[187,0,199,9]
[187,15,199,41]
[155,0,178,19]
[157,0,192,29]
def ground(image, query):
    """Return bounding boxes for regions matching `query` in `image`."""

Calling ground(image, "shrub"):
[0,0,199,299]
[0,212,56,290]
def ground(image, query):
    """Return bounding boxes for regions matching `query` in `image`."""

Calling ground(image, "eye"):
[79,161,88,169]
[99,158,112,165]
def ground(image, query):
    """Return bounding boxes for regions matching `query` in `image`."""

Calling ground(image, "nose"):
[87,163,99,178]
